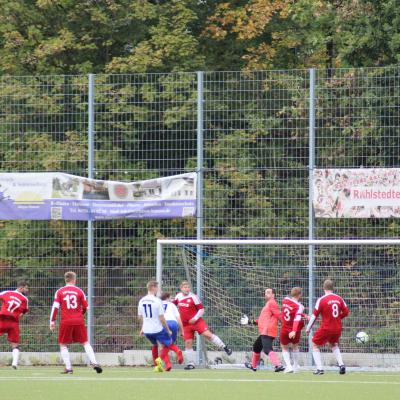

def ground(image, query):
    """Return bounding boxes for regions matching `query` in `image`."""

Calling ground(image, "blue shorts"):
[145,328,172,346]
[167,320,179,343]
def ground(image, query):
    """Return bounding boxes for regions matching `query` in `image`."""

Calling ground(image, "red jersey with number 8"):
[51,285,88,325]
[313,293,349,332]
[0,291,29,321]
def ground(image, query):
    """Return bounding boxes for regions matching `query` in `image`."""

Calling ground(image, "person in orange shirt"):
[245,288,284,372]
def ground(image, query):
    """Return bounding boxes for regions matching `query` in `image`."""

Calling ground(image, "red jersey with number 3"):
[51,285,88,325]
[313,293,349,332]
[281,297,305,332]
[0,291,29,321]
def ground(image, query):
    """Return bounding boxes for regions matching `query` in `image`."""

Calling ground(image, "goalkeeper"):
[242,288,284,372]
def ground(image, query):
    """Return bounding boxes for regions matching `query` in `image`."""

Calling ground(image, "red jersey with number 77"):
[313,293,349,332]
[0,290,29,321]
[50,285,88,325]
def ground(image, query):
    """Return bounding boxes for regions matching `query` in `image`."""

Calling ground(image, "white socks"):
[282,350,292,368]
[332,345,344,366]
[185,349,196,365]
[60,346,72,370]
[84,343,98,365]
[312,350,323,370]
[12,348,20,367]
[292,349,300,369]
[210,334,225,349]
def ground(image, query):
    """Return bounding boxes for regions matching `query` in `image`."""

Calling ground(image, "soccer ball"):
[355,331,369,344]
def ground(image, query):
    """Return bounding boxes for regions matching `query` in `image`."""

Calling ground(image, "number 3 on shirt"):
[283,308,291,321]
[64,294,78,309]
[331,303,339,318]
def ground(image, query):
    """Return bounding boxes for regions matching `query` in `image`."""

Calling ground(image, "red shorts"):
[280,328,302,346]
[312,328,341,346]
[58,323,88,344]
[183,318,209,340]
[0,317,19,343]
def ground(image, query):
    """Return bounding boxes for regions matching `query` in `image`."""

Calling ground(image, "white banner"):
[313,168,400,218]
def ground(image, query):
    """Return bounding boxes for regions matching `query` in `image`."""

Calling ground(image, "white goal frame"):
[156,239,400,370]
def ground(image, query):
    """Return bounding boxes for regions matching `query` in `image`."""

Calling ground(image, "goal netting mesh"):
[158,240,400,370]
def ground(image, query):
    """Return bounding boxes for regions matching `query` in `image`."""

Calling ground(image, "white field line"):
[0,376,399,385]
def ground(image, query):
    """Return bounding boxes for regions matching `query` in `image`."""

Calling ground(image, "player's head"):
[323,279,334,292]
[180,281,191,295]
[17,280,29,294]
[290,286,302,300]
[64,271,77,285]
[160,292,171,301]
[265,287,275,300]
[146,280,159,295]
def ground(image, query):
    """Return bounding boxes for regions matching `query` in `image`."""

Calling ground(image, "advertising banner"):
[313,168,400,218]
[0,172,196,221]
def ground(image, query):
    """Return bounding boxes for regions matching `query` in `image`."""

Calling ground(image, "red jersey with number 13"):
[51,285,88,325]
[313,293,349,332]
[0,291,29,321]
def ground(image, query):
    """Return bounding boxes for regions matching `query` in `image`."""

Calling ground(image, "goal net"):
[157,239,400,371]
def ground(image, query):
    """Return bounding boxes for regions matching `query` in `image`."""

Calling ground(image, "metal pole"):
[196,71,204,365]
[308,68,316,365]
[156,241,163,291]
[87,73,95,346]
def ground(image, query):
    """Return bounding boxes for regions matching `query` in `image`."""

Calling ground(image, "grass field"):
[0,367,399,400]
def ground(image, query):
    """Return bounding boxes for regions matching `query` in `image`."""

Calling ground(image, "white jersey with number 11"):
[138,294,164,334]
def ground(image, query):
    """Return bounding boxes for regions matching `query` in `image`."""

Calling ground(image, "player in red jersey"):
[306,279,349,375]
[50,271,102,374]
[174,281,232,369]
[280,287,308,373]
[0,281,29,369]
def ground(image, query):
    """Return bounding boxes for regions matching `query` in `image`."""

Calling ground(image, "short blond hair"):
[64,271,76,283]
[180,281,190,288]
[147,281,159,291]
[291,287,302,297]
[323,279,334,291]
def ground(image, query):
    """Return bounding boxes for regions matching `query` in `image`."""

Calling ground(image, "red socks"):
[160,346,171,371]
[151,345,158,366]
[252,352,261,369]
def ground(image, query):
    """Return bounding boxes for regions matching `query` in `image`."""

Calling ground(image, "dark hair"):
[17,280,28,288]
[160,292,171,301]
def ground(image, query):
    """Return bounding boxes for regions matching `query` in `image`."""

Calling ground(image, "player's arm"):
[159,314,172,336]
[290,305,304,338]
[306,300,321,333]
[271,302,281,320]
[172,304,184,337]
[49,292,60,331]
[188,295,204,324]
[137,303,144,336]
[22,298,29,315]
[81,292,88,315]
[340,299,349,319]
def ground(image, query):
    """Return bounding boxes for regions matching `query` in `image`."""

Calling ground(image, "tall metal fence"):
[0,67,399,356]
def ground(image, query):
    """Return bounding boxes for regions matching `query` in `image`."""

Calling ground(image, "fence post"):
[87,73,95,347]
[196,71,205,365]
[308,68,316,364]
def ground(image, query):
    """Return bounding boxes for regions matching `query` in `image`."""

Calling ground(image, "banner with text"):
[313,168,400,218]
[0,172,196,221]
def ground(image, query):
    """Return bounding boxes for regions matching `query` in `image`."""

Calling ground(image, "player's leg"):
[10,343,20,369]
[59,344,73,373]
[331,339,346,374]
[261,335,284,372]
[7,321,21,369]
[183,334,196,369]
[311,329,326,374]
[244,335,262,371]
[166,321,183,364]
[281,344,293,373]
[292,343,300,372]
[58,324,73,373]
[157,328,174,371]
[151,344,159,366]
[201,326,232,355]
[76,324,102,373]
[145,333,164,372]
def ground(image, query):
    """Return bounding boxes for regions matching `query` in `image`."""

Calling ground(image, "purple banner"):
[0,173,197,221]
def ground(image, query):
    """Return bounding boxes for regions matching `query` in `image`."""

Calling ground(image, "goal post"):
[157,239,400,370]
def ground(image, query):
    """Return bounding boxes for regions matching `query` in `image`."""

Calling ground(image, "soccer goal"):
[156,239,400,371]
